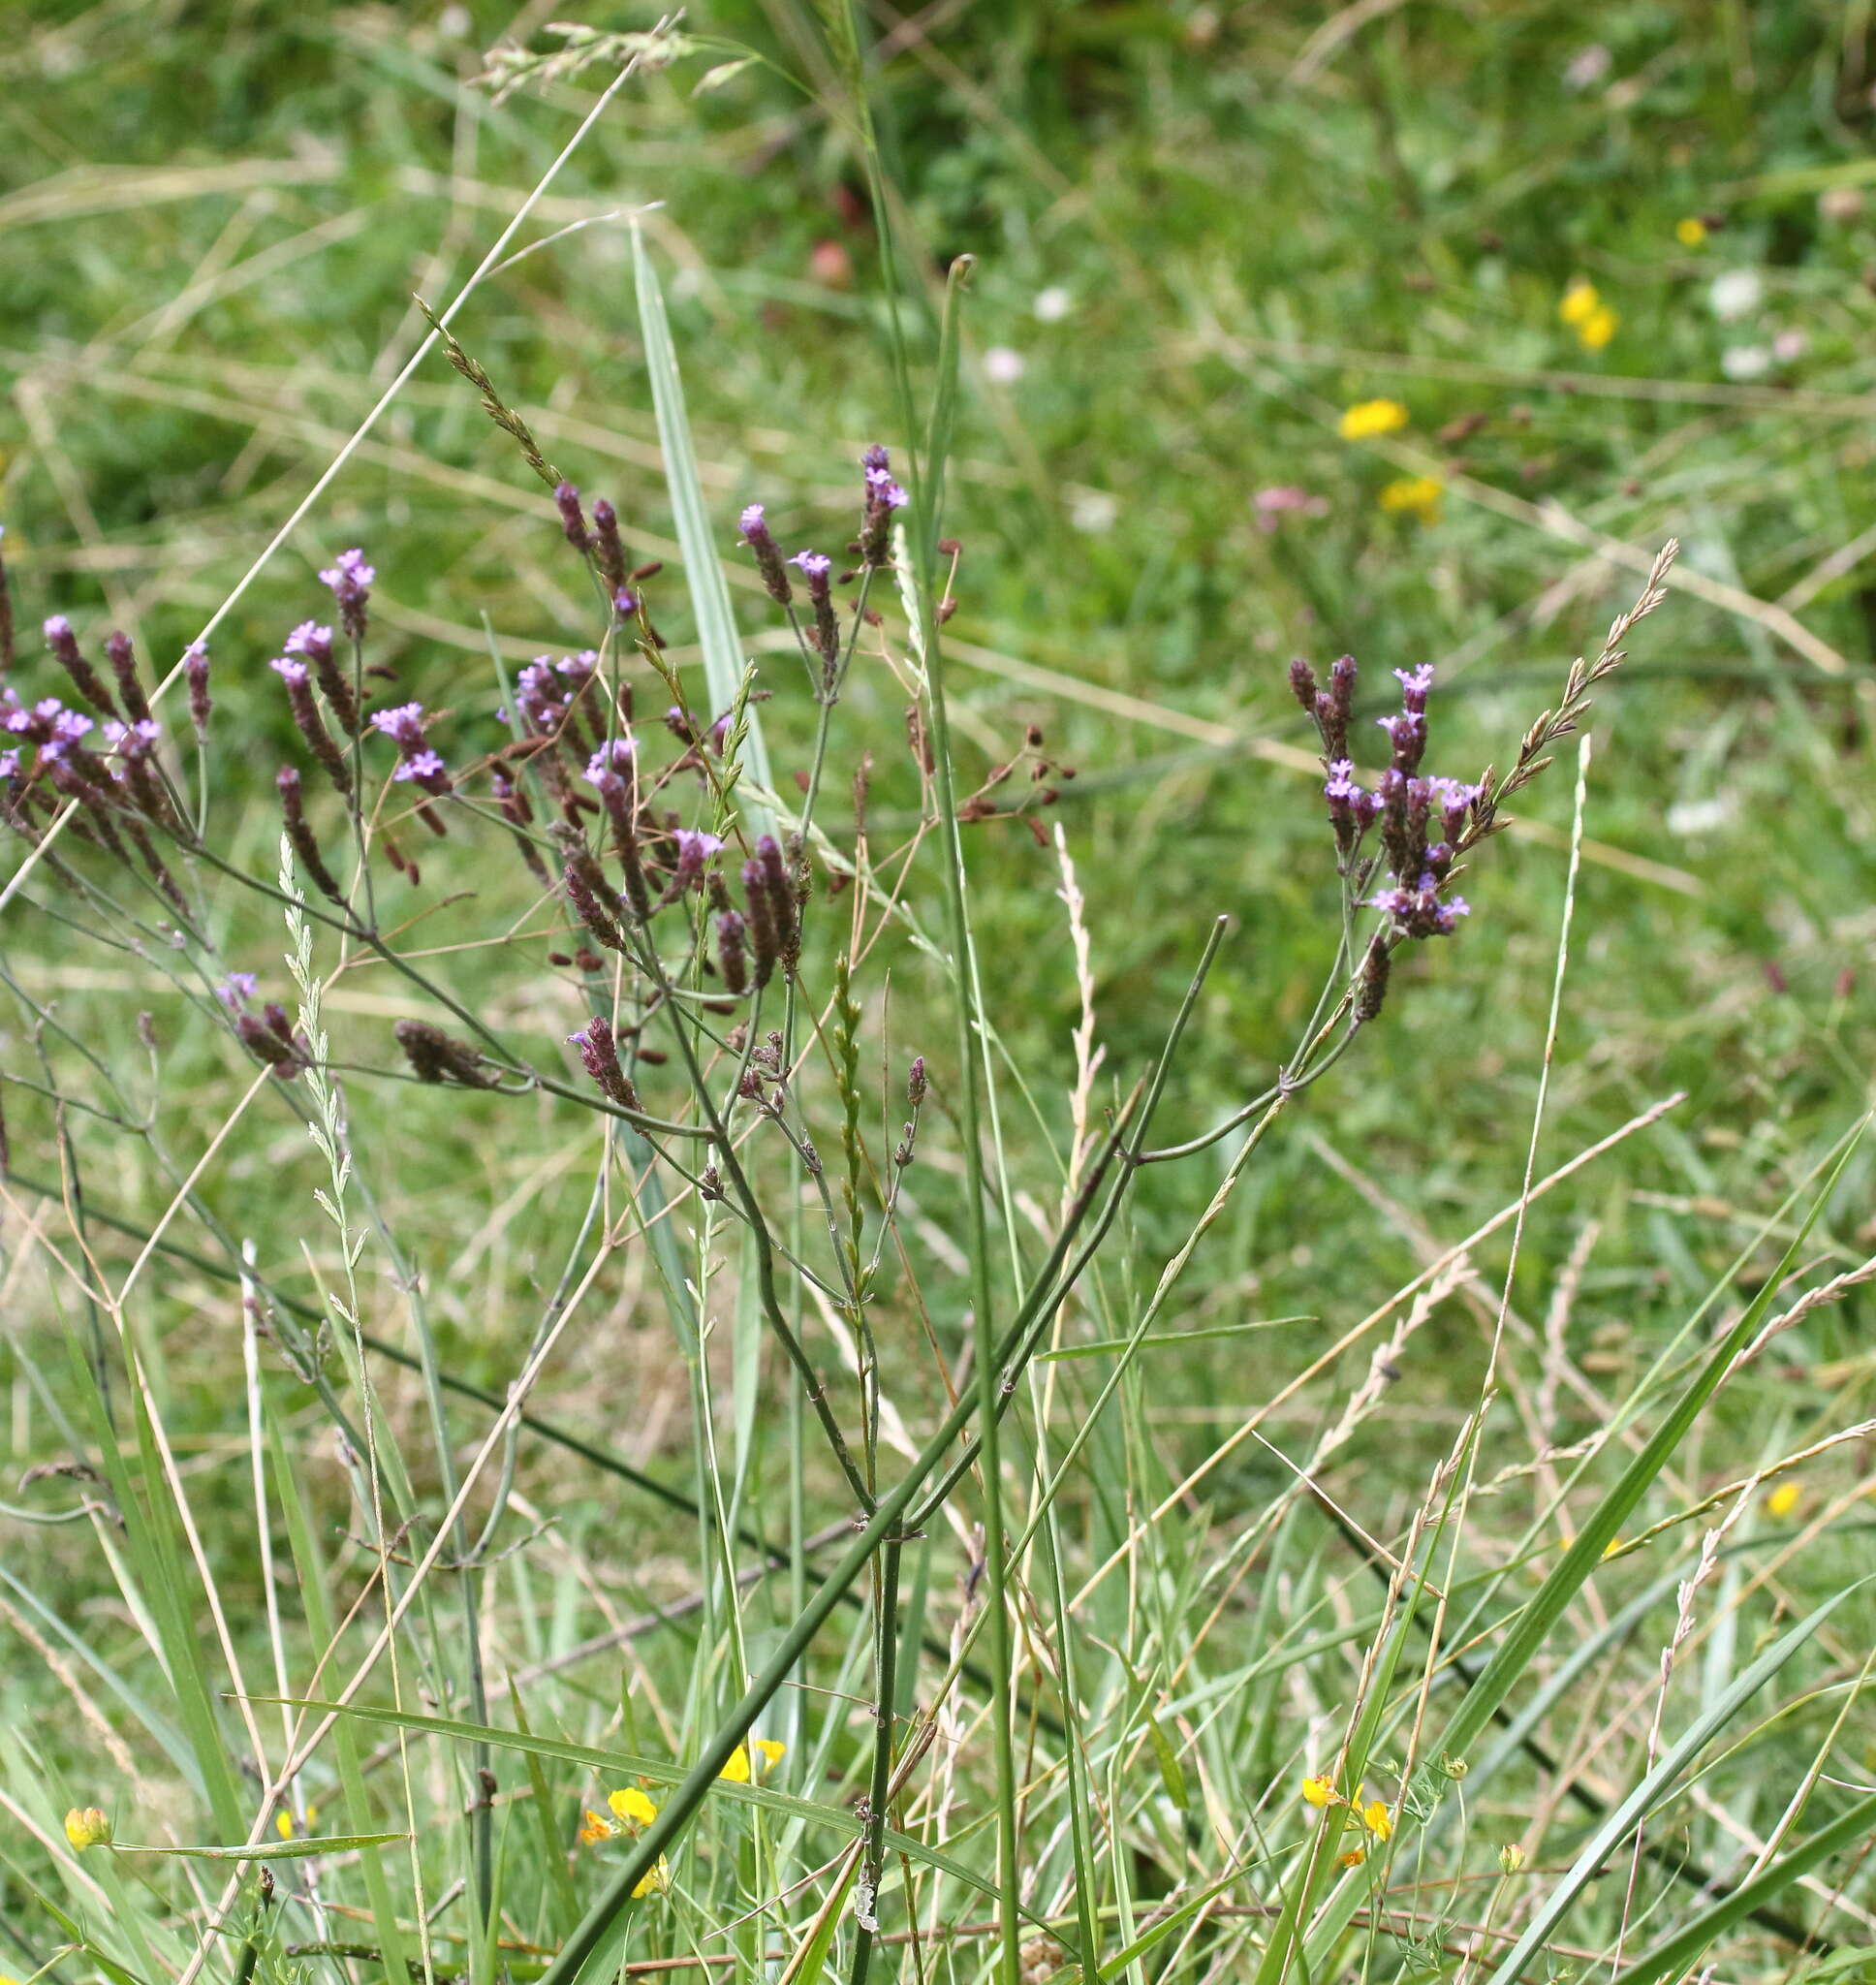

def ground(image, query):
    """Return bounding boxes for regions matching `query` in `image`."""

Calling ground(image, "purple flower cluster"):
[1293,653,1479,943]
[318,548,373,642]
[858,444,908,567]
[370,701,452,795]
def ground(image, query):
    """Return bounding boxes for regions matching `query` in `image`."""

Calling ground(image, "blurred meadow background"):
[3,2,1876,1982]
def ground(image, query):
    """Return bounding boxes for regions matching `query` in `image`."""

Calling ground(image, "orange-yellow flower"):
[1337,1846,1366,1869]
[720,1738,786,1783]
[1339,398,1410,441]
[1358,1798,1393,1842]
[1578,304,1618,351]
[1378,476,1443,524]
[609,1786,658,1829]
[577,1809,615,1846]
[1559,279,1600,328]
[64,1808,111,1850]
[1300,1774,1336,1810]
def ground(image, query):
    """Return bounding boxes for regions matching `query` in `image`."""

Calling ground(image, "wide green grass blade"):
[631,221,772,839]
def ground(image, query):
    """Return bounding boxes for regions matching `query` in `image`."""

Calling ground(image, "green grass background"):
[4,1,1876,1977]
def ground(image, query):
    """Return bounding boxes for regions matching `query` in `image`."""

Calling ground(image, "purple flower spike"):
[217,972,259,1012]
[184,640,211,740]
[318,548,374,642]
[284,621,333,665]
[670,827,724,892]
[370,700,426,746]
[1394,663,1435,712]
[739,502,793,604]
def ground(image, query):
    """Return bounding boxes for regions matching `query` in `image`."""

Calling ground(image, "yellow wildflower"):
[1578,304,1618,351]
[1359,1799,1393,1842]
[1337,1846,1366,1869]
[577,1809,616,1846]
[1767,1480,1800,1519]
[1675,217,1707,248]
[1300,1774,1336,1810]
[631,1855,672,1901]
[1378,476,1443,524]
[275,1803,319,1840]
[64,1808,111,1851]
[1498,1842,1527,1874]
[1558,279,1600,327]
[1338,398,1409,441]
[720,1739,785,1784]
[609,1786,658,1829]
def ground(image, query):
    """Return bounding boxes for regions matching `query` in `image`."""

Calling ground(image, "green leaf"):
[631,222,772,840]
[111,1832,409,1861]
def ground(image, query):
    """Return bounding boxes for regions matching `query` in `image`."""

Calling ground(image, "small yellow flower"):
[1359,1799,1393,1842]
[1378,476,1443,524]
[1300,1774,1336,1810]
[64,1808,111,1851]
[1675,217,1707,248]
[1578,304,1618,351]
[1558,279,1600,328]
[1767,1480,1801,1519]
[631,1855,672,1900]
[609,1785,658,1829]
[1337,1846,1366,1869]
[1338,398,1409,441]
[577,1809,616,1846]
[720,1738,785,1784]
[1498,1842,1527,1874]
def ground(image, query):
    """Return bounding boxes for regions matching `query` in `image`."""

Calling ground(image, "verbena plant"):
[4,23,1875,1985]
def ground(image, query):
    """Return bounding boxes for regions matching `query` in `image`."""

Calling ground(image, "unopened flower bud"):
[907,1054,926,1106]
[395,1019,496,1087]
[590,497,628,589]
[555,481,589,551]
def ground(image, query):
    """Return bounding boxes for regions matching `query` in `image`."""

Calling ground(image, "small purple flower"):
[791,551,832,584]
[1393,663,1435,713]
[0,750,17,779]
[612,587,639,619]
[393,749,446,784]
[1376,709,1427,773]
[271,656,310,687]
[44,614,71,640]
[370,700,427,747]
[670,827,724,892]
[319,548,375,589]
[864,465,909,509]
[318,548,373,641]
[51,709,94,746]
[217,973,259,1012]
[583,739,636,785]
[557,650,599,681]
[739,502,793,605]
[1429,775,1477,843]
[284,620,333,663]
